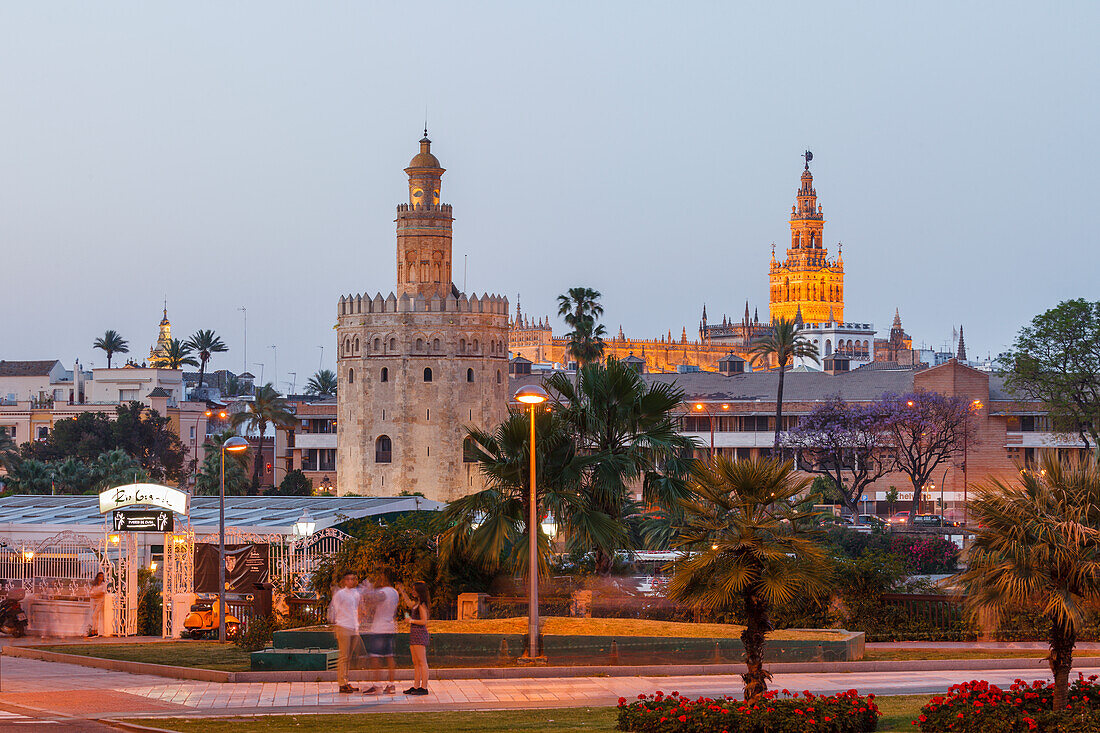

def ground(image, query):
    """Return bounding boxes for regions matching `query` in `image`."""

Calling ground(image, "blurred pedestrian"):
[361,568,399,695]
[328,570,365,693]
[399,580,431,695]
[86,572,106,637]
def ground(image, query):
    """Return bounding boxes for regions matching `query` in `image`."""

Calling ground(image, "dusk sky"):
[1,3,1096,388]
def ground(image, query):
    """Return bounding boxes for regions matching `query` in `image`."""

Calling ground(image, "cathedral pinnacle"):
[893,308,902,329]
[957,325,968,361]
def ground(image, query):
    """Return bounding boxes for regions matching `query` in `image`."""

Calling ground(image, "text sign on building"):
[98,483,189,516]
[112,509,174,533]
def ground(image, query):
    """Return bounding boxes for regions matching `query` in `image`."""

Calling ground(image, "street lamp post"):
[963,400,983,527]
[514,384,549,660]
[692,402,730,459]
[219,436,249,642]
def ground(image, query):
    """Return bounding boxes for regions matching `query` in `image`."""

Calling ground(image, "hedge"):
[916,676,1100,732]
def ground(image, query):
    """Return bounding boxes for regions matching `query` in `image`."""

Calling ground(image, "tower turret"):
[396,131,453,299]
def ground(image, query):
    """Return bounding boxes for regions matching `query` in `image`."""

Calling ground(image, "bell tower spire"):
[396,131,453,299]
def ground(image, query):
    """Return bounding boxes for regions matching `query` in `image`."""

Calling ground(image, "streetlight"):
[692,402,730,458]
[292,509,316,537]
[219,435,249,642]
[962,399,983,527]
[514,383,548,660]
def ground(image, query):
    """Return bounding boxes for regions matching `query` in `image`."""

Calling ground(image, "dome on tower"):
[407,134,441,169]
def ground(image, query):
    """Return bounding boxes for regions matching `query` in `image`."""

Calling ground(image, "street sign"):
[112,509,174,533]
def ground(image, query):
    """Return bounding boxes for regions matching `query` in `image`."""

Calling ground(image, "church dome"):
[407,135,441,169]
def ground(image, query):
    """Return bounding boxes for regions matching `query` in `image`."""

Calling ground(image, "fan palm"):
[545,357,697,572]
[955,455,1100,709]
[4,459,55,494]
[439,409,587,577]
[231,383,296,492]
[564,318,607,367]
[195,430,252,496]
[305,369,338,397]
[93,330,129,369]
[90,449,148,492]
[749,318,819,450]
[186,330,228,390]
[668,457,829,701]
[557,287,607,367]
[163,339,199,370]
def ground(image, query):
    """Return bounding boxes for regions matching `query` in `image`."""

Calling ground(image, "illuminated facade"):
[769,156,844,324]
[147,306,173,368]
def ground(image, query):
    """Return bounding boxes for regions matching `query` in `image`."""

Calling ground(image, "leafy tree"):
[784,397,893,522]
[879,391,978,513]
[304,369,337,397]
[956,455,1100,709]
[557,287,606,366]
[231,384,296,492]
[440,409,582,577]
[93,329,129,369]
[0,428,18,473]
[272,468,312,496]
[89,448,148,492]
[749,318,819,449]
[1001,299,1100,460]
[21,411,115,464]
[884,485,900,516]
[545,357,696,572]
[163,339,199,370]
[186,329,229,391]
[668,457,829,701]
[195,431,252,496]
[51,457,91,493]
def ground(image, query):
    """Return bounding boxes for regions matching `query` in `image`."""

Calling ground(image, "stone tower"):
[769,153,845,324]
[335,133,510,501]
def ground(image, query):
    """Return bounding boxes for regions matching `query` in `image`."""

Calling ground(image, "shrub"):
[137,568,162,636]
[234,614,279,651]
[916,676,1100,732]
[617,689,879,732]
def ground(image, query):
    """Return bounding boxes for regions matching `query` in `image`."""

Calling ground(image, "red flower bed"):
[916,676,1100,732]
[617,688,879,732]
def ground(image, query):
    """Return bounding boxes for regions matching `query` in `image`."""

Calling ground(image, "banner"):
[194,543,269,593]
[112,509,174,532]
[99,483,189,515]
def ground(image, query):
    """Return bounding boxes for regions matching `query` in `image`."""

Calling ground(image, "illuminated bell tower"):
[396,130,454,299]
[769,152,844,324]
[148,304,173,367]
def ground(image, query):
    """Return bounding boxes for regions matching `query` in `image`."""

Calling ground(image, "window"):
[189,426,196,439]
[473,339,479,351]
[348,368,354,384]
[466,368,474,383]
[424,367,433,382]
[416,338,424,351]
[497,370,502,384]
[1020,416,1036,432]
[459,338,466,352]
[375,435,392,463]
[463,436,477,462]
[433,338,440,351]
[380,367,388,382]
[354,337,359,352]
[37,426,49,440]
[389,338,396,350]
[318,449,336,472]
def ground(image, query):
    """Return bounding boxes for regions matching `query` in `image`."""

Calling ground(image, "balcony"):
[294,433,337,450]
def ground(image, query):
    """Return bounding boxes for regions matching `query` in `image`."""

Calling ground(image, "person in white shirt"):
[87,572,106,637]
[327,571,365,693]
[361,568,400,695]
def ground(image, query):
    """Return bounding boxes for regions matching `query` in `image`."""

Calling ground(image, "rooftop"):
[0,360,62,377]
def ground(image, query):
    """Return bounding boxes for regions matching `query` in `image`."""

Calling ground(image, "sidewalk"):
[1,655,1097,722]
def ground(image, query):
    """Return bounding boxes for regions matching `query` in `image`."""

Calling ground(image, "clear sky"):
[1,2,1096,388]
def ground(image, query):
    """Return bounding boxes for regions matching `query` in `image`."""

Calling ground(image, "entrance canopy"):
[0,494,443,544]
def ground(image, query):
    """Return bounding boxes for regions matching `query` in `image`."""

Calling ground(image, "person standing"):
[361,568,399,695]
[327,571,365,693]
[86,572,106,637]
[399,580,431,696]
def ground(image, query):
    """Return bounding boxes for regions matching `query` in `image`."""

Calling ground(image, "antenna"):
[317,346,324,371]
[463,254,467,293]
[237,307,247,373]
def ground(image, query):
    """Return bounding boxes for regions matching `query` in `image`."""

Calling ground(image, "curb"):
[7,644,1095,683]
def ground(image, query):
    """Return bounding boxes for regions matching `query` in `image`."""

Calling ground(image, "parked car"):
[910,514,956,527]
[887,511,911,525]
[857,514,885,527]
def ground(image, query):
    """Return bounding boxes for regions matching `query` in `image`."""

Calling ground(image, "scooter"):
[0,597,28,638]
[182,597,241,639]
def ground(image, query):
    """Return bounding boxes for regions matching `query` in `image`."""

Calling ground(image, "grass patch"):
[35,642,251,672]
[120,697,928,733]
[863,648,1049,662]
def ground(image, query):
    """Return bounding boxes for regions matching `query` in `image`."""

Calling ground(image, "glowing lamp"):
[514,385,549,405]
[292,509,316,537]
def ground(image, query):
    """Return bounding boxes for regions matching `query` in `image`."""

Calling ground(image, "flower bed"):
[617,689,879,732]
[915,676,1100,732]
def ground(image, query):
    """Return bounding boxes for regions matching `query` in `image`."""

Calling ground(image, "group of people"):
[327,567,431,696]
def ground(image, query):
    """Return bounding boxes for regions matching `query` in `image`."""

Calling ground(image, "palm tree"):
[186,330,228,390]
[545,357,697,572]
[163,339,199,370]
[304,369,337,397]
[90,449,148,492]
[4,459,55,494]
[668,457,829,701]
[93,330,129,369]
[440,409,585,577]
[0,429,18,474]
[195,430,252,496]
[557,287,606,367]
[231,383,296,492]
[749,317,819,450]
[956,455,1100,710]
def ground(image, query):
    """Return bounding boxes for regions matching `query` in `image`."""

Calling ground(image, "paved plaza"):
[0,654,1098,727]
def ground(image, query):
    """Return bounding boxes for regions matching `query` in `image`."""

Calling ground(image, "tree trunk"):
[250,433,264,494]
[741,587,772,701]
[197,359,207,391]
[773,364,786,451]
[1050,619,1076,709]
[107,352,113,369]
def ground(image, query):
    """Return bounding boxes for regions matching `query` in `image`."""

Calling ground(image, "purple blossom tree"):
[878,391,979,514]
[783,396,893,522]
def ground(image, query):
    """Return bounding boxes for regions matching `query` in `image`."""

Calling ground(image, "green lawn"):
[863,648,1049,662]
[36,641,251,672]
[122,696,928,733]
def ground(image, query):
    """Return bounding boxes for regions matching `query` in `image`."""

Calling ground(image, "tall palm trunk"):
[742,587,772,700]
[250,429,266,494]
[197,357,208,390]
[1050,619,1076,709]
[773,362,786,451]
[107,351,113,369]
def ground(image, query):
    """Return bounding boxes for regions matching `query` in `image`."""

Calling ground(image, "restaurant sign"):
[98,483,189,516]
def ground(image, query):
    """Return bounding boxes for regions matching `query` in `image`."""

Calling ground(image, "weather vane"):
[803,150,813,169]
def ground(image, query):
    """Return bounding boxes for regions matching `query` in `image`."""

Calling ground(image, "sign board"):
[112,509,174,533]
[99,483,189,515]
[194,543,270,593]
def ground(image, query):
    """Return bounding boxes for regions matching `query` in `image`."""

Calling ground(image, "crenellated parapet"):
[338,291,509,317]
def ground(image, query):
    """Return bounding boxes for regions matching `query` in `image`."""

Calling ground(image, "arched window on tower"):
[466,368,474,383]
[459,338,466,352]
[348,368,355,384]
[375,435,392,463]
[380,367,388,383]
[497,370,502,384]
[433,338,440,351]
[389,337,396,350]
[463,436,477,463]
[416,338,424,351]
[825,340,832,356]
[354,337,359,353]
[473,339,479,352]
[374,338,380,350]
[423,367,433,382]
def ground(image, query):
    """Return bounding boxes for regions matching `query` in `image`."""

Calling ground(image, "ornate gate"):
[104,530,138,636]
[162,524,195,637]
[285,528,351,593]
